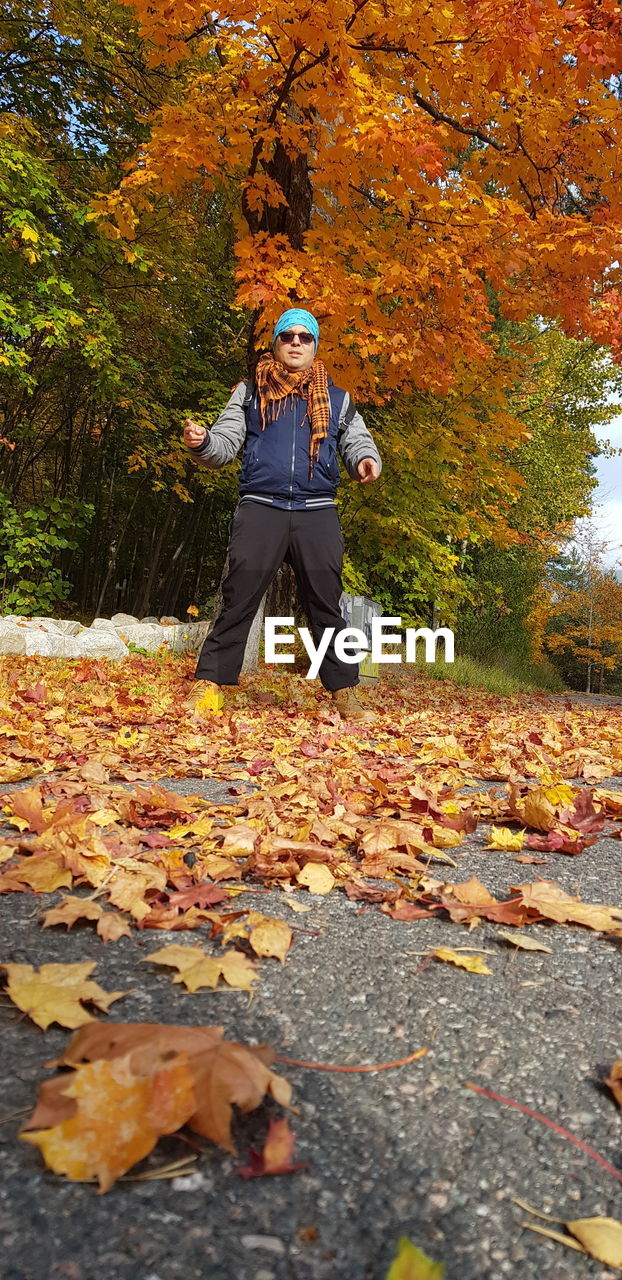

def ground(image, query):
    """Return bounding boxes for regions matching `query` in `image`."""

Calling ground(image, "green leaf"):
[385,1237,444,1280]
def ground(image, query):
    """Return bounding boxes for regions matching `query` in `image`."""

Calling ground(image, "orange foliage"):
[94,0,622,400]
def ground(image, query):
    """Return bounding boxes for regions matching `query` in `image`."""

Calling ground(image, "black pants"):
[194,502,359,691]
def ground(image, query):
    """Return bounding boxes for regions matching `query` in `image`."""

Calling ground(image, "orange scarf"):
[254,353,331,480]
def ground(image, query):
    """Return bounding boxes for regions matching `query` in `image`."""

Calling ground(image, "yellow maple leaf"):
[297,863,335,895]
[248,915,293,963]
[433,948,492,975]
[385,1235,445,1278]
[485,826,525,851]
[146,945,259,993]
[1,961,127,1030]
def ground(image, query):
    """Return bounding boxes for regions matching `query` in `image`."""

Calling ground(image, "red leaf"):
[345,879,399,903]
[238,1117,306,1179]
[526,830,597,855]
[20,683,48,705]
[382,901,441,921]
[167,884,228,909]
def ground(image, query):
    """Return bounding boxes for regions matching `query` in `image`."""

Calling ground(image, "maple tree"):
[532,522,622,691]
[103,0,622,403]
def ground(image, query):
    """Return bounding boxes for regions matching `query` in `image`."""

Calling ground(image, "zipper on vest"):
[288,396,297,509]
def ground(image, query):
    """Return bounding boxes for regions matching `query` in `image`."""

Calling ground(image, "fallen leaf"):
[432,948,492,974]
[219,950,259,993]
[565,1217,622,1266]
[1,851,72,894]
[188,1040,292,1152]
[495,930,552,953]
[6,784,46,834]
[146,944,259,993]
[238,1116,305,1178]
[508,783,560,832]
[515,880,622,934]
[166,884,228,910]
[604,1061,622,1108]
[248,917,293,963]
[26,1021,293,1173]
[382,901,440,921]
[297,863,335,895]
[385,1234,445,1278]
[51,1021,225,1069]
[41,896,104,931]
[146,945,223,992]
[485,826,524,851]
[96,912,132,942]
[22,1049,196,1192]
[526,828,597,855]
[1,961,127,1030]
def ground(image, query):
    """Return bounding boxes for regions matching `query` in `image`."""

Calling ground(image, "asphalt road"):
[1,770,622,1280]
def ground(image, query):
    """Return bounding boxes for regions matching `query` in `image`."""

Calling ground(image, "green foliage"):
[0,491,94,613]
[415,653,565,695]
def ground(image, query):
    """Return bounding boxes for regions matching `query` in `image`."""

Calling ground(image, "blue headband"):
[273,308,319,350]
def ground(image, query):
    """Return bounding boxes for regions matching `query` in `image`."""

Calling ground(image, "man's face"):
[274,325,316,372]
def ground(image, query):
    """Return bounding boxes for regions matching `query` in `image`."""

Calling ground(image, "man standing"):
[182,307,382,722]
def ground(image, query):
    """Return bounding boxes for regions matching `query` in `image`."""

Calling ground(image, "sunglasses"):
[277,330,315,345]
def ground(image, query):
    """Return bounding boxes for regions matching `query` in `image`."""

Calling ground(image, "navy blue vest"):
[238,378,347,507]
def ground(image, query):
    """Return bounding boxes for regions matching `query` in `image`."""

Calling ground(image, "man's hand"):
[357,457,380,484]
[183,418,207,449]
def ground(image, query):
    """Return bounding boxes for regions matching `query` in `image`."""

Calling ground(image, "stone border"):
[0,613,210,659]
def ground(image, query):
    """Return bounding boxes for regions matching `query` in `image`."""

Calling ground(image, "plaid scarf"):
[254,352,331,480]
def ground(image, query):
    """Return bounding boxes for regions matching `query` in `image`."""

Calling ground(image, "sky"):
[591,410,622,571]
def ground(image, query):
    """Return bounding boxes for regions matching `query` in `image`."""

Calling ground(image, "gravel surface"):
[1,770,622,1280]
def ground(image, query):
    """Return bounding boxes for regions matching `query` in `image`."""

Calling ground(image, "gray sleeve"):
[186,381,247,469]
[337,393,382,481]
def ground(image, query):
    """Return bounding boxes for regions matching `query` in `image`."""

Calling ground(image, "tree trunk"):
[132,493,176,618]
[230,112,315,667]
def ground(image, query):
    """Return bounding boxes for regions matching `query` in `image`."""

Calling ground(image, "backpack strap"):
[337,392,356,445]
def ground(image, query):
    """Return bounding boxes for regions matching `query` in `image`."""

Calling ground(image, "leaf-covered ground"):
[1,654,621,1279]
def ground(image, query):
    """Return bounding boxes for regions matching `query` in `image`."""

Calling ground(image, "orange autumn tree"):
[90,0,622,640]
[531,526,622,691]
[98,0,622,405]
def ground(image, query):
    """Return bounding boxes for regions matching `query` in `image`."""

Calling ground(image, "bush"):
[0,491,94,615]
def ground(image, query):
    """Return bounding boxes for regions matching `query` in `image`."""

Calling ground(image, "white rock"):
[59,631,129,660]
[140,616,160,625]
[0,622,63,656]
[50,619,83,636]
[113,623,168,653]
[89,618,118,633]
[111,612,140,626]
[167,622,210,652]
[0,623,26,655]
[171,1170,213,1192]
[159,615,181,625]
[0,613,206,658]
[9,618,51,630]
[241,1237,285,1256]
